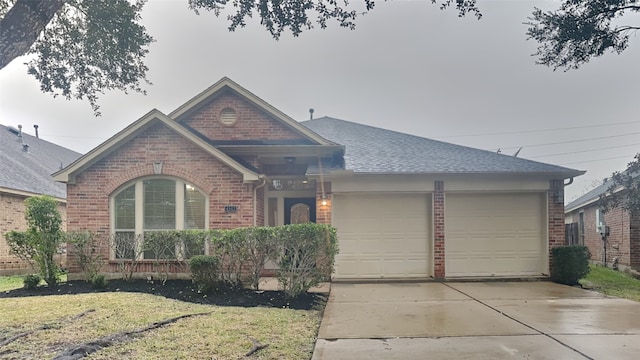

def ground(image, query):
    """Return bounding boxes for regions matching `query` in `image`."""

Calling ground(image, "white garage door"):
[332,193,431,279]
[445,193,545,277]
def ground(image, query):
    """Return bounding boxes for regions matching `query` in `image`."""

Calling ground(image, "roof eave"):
[338,170,586,178]
[218,144,345,157]
[53,109,261,184]
[0,186,67,203]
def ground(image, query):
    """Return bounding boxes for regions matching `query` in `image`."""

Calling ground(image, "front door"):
[284,198,316,224]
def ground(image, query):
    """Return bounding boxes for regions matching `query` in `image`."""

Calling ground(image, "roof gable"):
[302,117,585,178]
[53,110,260,183]
[0,124,81,199]
[169,77,335,146]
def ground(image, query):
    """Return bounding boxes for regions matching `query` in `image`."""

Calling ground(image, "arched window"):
[111,178,207,260]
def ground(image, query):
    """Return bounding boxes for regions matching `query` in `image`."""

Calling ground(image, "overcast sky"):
[1,0,639,203]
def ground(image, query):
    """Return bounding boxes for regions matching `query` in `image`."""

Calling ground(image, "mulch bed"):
[0,279,326,310]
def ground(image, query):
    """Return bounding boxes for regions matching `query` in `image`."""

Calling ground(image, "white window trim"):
[110,176,209,260]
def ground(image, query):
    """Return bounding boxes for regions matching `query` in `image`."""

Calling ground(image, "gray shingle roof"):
[0,125,82,199]
[302,117,584,177]
[564,180,610,212]
[565,170,638,211]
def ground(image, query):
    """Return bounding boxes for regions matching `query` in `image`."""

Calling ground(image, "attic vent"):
[219,108,237,126]
[7,126,19,135]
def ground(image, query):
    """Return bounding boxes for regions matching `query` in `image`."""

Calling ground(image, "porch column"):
[434,180,445,279]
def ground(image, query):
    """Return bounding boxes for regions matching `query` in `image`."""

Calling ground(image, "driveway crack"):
[442,283,594,360]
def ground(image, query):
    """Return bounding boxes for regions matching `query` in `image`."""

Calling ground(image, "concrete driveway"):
[312,282,640,359]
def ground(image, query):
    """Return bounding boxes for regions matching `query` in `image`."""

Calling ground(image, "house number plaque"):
[224,205,238,213]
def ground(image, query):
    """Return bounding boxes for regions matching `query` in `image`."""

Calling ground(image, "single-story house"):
[0,124,81,275]
[55,77,584,280]
[565,175,639,270]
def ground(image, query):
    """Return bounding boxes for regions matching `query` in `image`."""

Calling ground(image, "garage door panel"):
[333,193,431,279]
[382,258,429,277]
[445,193,545,277]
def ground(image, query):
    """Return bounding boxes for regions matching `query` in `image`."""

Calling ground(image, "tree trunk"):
[0,0,66,69]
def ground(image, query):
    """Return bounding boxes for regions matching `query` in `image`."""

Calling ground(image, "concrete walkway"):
[312,282,640,359]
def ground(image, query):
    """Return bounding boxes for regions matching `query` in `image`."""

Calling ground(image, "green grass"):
[0,275,26,291]
[0,282,322,359]
[0,274,68,292]
[580,265,640,302]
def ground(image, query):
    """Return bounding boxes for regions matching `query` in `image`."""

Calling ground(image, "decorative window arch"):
[111,177,208,260]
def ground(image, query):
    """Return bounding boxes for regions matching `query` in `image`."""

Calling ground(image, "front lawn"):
[580,265,640,302]
[0,275,24,292]
[0,278,324,359]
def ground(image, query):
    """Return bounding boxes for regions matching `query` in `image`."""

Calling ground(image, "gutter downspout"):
[564,177,574,186]
[253,176,267,226]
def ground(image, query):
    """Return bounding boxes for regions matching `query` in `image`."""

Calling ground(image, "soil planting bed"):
[0,279,326,310]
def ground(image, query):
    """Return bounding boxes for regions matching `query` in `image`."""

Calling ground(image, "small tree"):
[144,231,179,283]
[209,228,250,289]
[276,223,338,298]
[245,227,278,291]
[110,233,144,281]
[66,231,107,282]
[5,196,63,286]
[599,153,640,217]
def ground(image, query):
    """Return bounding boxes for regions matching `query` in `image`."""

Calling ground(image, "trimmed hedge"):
[550,245,590,285]
[189,255,221,292]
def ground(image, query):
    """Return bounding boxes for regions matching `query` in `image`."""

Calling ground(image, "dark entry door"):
[284,198,316,224]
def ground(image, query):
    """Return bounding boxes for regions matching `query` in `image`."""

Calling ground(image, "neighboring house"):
[54,77,584,280]
[0,124,82,275]
[565,176,640,270]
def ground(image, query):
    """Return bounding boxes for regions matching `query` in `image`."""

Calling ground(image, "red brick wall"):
[1,192,67,275]
[576,205,633,267]
[548,180,566,261]
[433,180,445,279]
[66,122,256,275]
[631,214,640,269]
[256,183,265,227]
[183,91,305,141]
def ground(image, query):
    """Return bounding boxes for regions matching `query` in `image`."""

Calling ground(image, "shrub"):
[90,274,108,289]
[5,196,64,286]
[23,274,41,289]
[66,231,106,282]
[245,227,278,291]
[189,255,221,292]
[551,245,591,285]
[276,223,338,298]
[144,231,179,283]
[210,229,250,289]
[110,233,144,281]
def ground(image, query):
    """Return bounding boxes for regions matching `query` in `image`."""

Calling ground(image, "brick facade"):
[61,81,576,280]
[548,179,566,271]
[66,122,257,276]
[0,192,67,275]
[433,180,445,279]
[566,203,639,270]
[183,91,304,141]
[65,90,318,278]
